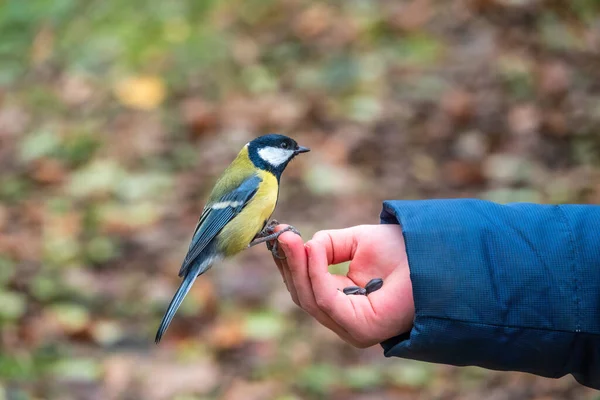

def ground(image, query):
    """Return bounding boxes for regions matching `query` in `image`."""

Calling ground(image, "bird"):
[155,134,310,343]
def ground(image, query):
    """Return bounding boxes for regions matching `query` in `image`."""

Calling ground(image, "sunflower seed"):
[365,278,383,294]
[343,286,367,295]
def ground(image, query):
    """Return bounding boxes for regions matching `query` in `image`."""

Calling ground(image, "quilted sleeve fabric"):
[379,199,600,389]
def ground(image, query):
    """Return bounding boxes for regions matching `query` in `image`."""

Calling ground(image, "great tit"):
[155,134,309,343]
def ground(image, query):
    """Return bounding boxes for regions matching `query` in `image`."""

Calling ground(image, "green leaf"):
[386,361,434,388]
[298,364,339,394]
[244,310,285,340]
[86,236,119,264]
[50,303,90,332]
[393,34,443,67]
[0,291,26,320]
[342,365,383,389]
[67,160,125,197]
[19,129,60,162]
[0,257,16,285]
[51,358,100,381]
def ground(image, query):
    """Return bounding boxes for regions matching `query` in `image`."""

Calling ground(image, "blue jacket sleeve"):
[379,199,600,389]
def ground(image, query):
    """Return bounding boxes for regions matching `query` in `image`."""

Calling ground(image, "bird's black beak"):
[295,146,310,154]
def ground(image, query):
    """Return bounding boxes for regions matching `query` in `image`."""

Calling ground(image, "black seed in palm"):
[365,278,384,294]
[343,286,367,295]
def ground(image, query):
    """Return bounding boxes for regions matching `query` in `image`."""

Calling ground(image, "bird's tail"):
[155,264,202,344]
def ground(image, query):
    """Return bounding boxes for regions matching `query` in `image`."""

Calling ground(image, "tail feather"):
[155,266,201,344]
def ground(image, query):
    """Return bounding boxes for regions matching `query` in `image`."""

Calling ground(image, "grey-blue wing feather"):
[178,175,262,277]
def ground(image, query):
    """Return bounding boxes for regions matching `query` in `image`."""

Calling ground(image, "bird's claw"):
[249,222,302,260]
[266,225,301,259]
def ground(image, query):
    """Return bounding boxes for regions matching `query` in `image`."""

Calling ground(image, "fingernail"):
[303,243,310,260]
[280,241,289,254]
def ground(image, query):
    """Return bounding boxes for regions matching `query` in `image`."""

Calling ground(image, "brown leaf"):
[542,111,568,137]
[180,98,218,138]
[188,278,217,312]
[441,88,474,124]
[45,212,82,238]
[390,0,433,32]
[206,316,245,349]
[31,158,67,184]
[443,160,485,187]
[0,205,7,232]
[465,0,495,13]
[537,61,571,98]
[0,231,41,261]
[293,4,334,40]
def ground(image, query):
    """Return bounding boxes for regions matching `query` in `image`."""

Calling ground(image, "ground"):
[0,1,599,399]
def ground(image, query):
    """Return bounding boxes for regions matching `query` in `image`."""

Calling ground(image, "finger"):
[272,251,289,291]
[306,239,357,328]
[313,226,383,287]
[269,227,291,293]
[311,227,362,266]
[278,233,348,332]
[274,226,304,305]
[276,231,362,345]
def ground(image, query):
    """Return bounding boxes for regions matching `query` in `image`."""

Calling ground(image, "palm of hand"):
[273,224,414,348]
[324,225,413,346]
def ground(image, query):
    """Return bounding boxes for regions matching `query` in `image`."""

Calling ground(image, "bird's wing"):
[178,174,262,277]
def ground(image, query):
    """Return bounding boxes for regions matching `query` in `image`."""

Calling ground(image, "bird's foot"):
[341,278,384,296]
[249,222,301,259]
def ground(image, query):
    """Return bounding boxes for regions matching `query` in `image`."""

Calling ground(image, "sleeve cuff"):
[378,199,600,386]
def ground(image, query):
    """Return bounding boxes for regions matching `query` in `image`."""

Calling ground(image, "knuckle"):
[312,230,331,243]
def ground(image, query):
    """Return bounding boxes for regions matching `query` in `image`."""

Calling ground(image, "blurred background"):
[1,0,599,399]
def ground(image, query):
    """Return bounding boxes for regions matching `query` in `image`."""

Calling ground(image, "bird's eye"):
[280,142,289,149]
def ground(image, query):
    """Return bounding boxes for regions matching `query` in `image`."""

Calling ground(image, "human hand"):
[272,224,414,348]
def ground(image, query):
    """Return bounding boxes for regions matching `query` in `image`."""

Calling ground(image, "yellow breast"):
[217,169,278,256]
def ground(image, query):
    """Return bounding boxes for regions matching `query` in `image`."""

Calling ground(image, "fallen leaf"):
[114,76,166,110]
[31,158,67,184]
[537,61,571,98]
[140,359,219,400]
[207,316,245,349]
[390,0,433,32]
[542,111,568,137]
[441,88,474,124]
[294,4,334,40]
[180,98,218,138]
[0,205,7,231]
[444,160,485,187]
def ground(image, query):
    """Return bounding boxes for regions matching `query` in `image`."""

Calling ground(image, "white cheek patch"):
[258,147,295,167]
[211,200,244,209]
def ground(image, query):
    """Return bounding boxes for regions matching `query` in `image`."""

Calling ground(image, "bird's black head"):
[247,134,310,179]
